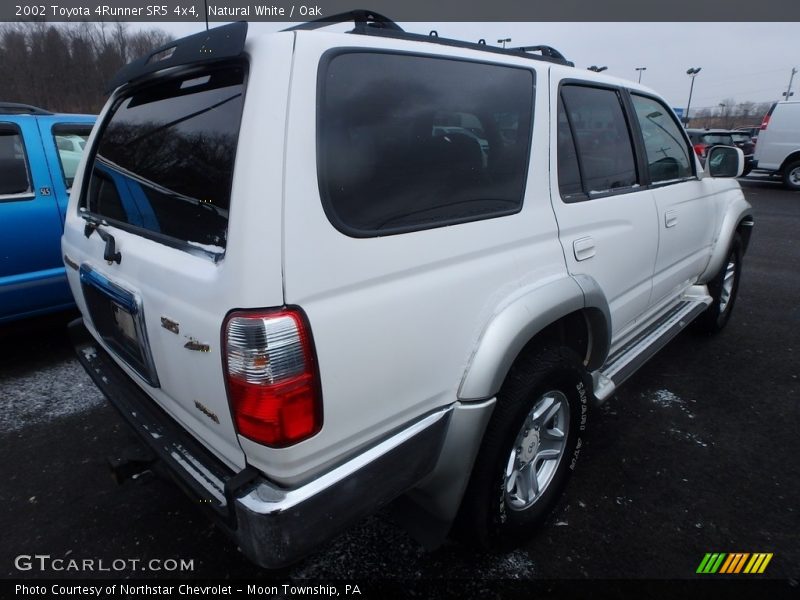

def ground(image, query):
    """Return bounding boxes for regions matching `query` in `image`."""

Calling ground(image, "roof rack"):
[0,102,53,115]
[284,9,574,67]
[282,9,403,33]
[511,45,573,65]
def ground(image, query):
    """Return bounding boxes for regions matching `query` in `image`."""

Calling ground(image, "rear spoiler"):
[105,21,248,94]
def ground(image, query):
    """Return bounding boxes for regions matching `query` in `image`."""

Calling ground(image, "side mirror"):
[704,145,744,178]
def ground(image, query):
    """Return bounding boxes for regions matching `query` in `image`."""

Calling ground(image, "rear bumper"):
[69,317,452,568]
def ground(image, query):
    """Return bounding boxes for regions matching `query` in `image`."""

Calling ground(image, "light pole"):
[635,67,647,83]
[718,103,728,128]
[497,38,511,49]
[685,67,702,126]
[588,65,608,72]
[784,67,797,100]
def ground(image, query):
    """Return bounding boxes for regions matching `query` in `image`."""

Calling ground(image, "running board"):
[592,295,712,404]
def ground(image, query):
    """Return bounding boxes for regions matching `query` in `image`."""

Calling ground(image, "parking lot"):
[1,177,798,587]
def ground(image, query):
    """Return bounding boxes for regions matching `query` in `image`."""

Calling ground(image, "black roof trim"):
[0,102,53,115]
[105,21,248,94]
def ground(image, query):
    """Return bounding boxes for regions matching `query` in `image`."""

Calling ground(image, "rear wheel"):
[455,346,589,550]
[782,159,800,191]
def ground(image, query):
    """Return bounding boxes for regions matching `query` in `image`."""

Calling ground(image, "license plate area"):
[80,264,159,387]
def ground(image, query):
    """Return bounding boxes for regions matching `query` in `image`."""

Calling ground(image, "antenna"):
[204,0,209,31]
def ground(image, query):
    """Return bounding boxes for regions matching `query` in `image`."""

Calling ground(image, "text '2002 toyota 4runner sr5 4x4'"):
[64,14,753,568]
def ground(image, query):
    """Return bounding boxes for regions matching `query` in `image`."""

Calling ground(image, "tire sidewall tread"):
[455,345,590,550]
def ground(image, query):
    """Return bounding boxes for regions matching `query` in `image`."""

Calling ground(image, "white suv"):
[63,13,754,567]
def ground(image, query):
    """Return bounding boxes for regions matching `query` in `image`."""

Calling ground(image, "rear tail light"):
[222,308,322,447]
[693,143,708,158]
[760,103,776,130]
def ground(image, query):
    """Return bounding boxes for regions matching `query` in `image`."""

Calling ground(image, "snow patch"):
[488,550,536,579]
[668,427,708,448]
[651,389,682,407]
[648,389,697,419]
[0,359,104,433]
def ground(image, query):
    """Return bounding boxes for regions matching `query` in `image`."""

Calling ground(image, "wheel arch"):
[458,275,611,402]
[698,191,754,283]
[779,150,800,176]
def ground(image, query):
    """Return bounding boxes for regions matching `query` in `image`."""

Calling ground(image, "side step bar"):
[593,294,712,404]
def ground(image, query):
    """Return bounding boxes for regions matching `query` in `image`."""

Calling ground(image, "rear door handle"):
[573,236,596,261]
[665,210,678,228]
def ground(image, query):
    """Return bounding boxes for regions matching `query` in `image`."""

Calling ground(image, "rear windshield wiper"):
[81,213,122,265]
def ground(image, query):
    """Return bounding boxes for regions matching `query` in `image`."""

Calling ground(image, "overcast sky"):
[143,21,800,111]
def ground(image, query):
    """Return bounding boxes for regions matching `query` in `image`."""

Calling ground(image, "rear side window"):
[558,85,638,200]
[318,52,534,236]
[0,125,32,198]
[52,124,93,190]
[82,65,246,252]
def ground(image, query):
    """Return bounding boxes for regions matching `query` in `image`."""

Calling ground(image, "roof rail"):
[349,26,574,67]
[286,10,573,67]
[0,102,53,115]
[282,9,404,32]
[512,45,574,66]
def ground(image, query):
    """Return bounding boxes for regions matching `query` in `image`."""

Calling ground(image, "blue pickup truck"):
[1,103,95,323]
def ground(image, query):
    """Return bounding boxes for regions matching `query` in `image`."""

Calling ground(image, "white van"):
[753,101,800,189]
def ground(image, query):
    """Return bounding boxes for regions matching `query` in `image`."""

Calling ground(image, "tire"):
[782,159,800,191]
[695,233,743,334]
[455,345,590,551]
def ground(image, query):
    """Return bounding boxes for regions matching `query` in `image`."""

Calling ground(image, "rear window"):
[82,65,246,252]
[318,52,534,236]
[700,134,733,145]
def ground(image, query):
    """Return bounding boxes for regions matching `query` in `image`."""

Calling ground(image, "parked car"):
[729,131,756,176]
[686,128,753,176]
[64,15,752,568]
[0,103,94,323]
[752,101,800,189]
[734,126,759,142]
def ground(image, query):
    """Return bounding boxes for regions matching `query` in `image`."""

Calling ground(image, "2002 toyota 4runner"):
[64,14,753,568]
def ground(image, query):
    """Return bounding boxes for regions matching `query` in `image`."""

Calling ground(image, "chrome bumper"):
[69,317,452,568]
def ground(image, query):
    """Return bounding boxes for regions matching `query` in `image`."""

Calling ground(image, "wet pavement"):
[1,178,798,591]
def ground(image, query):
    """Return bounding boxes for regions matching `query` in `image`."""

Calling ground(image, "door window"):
[558,85,638,201]
[630,94,693,183]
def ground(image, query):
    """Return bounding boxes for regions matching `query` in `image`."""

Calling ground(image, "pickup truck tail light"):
[223,308,322,447]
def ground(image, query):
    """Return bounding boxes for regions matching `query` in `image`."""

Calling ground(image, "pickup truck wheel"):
[455,346,589,550]
[783,160,800,191]
[695,233,743,334]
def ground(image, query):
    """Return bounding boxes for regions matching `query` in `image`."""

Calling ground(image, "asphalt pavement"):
[1,177,798,592]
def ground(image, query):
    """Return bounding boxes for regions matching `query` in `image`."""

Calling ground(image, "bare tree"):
[0,22,171,113]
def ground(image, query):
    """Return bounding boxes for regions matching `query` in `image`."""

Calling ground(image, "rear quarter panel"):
[260,32,569,485]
